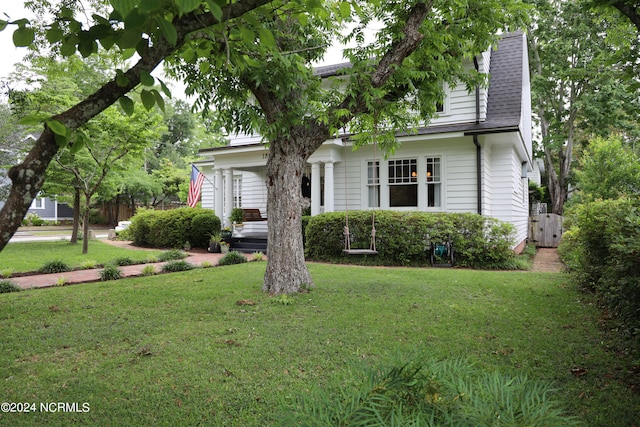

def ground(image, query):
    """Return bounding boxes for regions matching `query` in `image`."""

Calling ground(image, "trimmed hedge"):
[305,211,516,268]
[128,207,221,249]
[559,198,640,338]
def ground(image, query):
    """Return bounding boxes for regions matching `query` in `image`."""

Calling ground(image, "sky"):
[0,2,355,96]
[0,3,32,80]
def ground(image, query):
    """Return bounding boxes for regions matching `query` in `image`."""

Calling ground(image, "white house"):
[195,32,533,252]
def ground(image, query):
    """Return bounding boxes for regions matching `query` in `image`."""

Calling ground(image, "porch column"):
[311,162,321,216]
[224,169,234,227]
[214,169,224,220]
[324,162,334,213]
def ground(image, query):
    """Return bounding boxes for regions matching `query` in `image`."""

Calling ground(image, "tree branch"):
[0,0,271,251]
[612,1,640,32]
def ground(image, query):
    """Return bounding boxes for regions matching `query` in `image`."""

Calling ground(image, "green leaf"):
[117,28,142,49]
[12,26,35,47]
[206,0,223,21]
[119,96,135,115]
[18,115,44,126]
[339,1,351,19]
[152,89,165,111]
[139,0,161,12]
[110,0,137,18]
[88,23,111,40]
[124,8,147,30]
[140,70,155,86]
[258,28,275,47]
[181,47,196,63]
[92,14,112,27]
[159,79,172,98]
[78,37,98,58]
[99,35,117,51]
[239,27,255,44]
[46,119,68,136]
[121,48,136,60]
[69,139,84,154]
[157,17,177,46]
[199,61,211,73]
[177,0,201,15]
[0,20,8,32]
[54,132,69,147]
[46,28,64,44]
[141,89,156,110]
[60,35,78,57]
[115,69,130,87]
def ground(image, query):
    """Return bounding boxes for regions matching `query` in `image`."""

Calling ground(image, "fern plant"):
[278,353,578,426]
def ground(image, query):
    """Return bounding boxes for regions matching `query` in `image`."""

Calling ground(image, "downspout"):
[473,57,482,215]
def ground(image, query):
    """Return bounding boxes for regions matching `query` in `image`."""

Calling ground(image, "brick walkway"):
[531,248,564,273]
[11,245,226,290]
[10,242,563,290]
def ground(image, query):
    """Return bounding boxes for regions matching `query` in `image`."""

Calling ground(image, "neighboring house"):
[195,32,533,252]
[0,195,74,223]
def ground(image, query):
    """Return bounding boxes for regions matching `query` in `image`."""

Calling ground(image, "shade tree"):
[171,0,528,293]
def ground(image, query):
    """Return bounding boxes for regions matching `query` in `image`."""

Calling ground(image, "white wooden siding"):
[334,137,478,214]
[238,169,268,233]
[199,165,215,211]
[228,132,262,146]
[485,144,529,246]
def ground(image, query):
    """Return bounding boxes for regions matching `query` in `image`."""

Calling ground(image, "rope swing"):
[343,117,379,255]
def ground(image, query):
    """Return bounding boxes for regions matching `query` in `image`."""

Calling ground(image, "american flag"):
[187,164,205,208]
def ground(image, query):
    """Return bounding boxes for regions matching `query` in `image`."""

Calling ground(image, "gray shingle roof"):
[477,31,524,130]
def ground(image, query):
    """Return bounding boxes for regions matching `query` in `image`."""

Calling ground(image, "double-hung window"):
[388,158,417,207]
[233,177,242,208]
[367,161,380,208]
[426,157,441,208]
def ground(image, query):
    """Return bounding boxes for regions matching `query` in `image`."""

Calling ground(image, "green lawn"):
[0,263,638,426]
[0,241,163,273]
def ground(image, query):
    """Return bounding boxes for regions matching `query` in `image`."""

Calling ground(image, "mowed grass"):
[0,241,163,273]
[0,263,638,426]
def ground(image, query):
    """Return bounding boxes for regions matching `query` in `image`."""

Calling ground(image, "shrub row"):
[128,207,221,249]
[305,211,516,268]
[559,197,640,338]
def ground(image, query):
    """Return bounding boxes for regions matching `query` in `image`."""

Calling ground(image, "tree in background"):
[527,0,639,215]
[573,135,640,203]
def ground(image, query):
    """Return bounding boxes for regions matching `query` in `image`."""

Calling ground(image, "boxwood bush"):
[305,211,516,268]
[128,207,220,249]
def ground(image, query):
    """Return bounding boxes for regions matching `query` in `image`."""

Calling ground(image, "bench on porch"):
[243,208,267,222]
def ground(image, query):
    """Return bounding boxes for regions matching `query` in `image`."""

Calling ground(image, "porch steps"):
[230,237,267,255]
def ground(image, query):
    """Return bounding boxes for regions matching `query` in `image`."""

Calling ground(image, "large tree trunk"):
[263,137,313,294]
[545,150,566,215]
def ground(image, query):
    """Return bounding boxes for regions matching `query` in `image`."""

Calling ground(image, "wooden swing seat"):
[343,249,378,255]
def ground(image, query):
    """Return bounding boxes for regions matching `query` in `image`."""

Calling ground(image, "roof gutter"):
[473,56,482,215]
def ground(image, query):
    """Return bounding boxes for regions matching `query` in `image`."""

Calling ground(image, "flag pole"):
[191,163,215,187]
